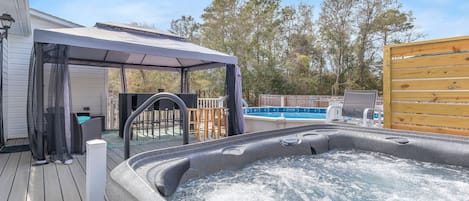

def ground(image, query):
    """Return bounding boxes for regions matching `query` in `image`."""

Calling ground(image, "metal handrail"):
[124,92,188,159]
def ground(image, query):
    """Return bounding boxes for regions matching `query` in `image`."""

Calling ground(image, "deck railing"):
[106,96,226,130]
[198,97,224,108]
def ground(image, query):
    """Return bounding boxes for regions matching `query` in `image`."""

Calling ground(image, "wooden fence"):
[258,94,383,107]
[383,36,469,136]
[258,94,341,107]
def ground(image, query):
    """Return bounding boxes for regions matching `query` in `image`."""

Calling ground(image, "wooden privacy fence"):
[383,36,469,136]
[258,94,342,107]
[258,94,383,107]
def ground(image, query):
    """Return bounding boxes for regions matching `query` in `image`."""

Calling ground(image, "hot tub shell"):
[106,124,469,201]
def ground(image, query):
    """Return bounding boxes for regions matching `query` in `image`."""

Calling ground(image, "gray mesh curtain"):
[225,64,245,135]
[28,43,73,163]
[0,40,4,148]
[27,43,45,161]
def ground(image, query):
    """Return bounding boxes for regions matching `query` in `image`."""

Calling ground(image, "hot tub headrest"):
[154,158,190,197]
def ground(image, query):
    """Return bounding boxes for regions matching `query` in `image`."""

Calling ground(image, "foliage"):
[109,0,423,105]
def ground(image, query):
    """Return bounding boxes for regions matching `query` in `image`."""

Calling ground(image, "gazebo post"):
[36,43,45,160]
[120,65,127,93]
[180,68,189,93]
[225,64,241,136]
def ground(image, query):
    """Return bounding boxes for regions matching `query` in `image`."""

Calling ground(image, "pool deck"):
[0,136,185,201]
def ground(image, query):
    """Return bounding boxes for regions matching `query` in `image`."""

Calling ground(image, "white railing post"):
[280,95,285,107]
[218,97,224,107]
[86,139,107,201]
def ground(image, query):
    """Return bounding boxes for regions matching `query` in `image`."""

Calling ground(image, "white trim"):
[30,8,82,28]
[14,0,31,35]
[0,0,31,36]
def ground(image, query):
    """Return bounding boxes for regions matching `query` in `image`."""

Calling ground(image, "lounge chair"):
[326,90,381,127]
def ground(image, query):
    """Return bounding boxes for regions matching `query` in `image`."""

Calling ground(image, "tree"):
[373,9,421,45]
[318,0,355,95]
[279,4,319,94]
[160,0,425,105]
[170,16,201,43]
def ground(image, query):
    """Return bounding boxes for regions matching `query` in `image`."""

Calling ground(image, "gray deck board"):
[0,152,10,177]
[68,157,86,201]
[75,155,86,173]
[43,164,63,201]
[27,162,44,201]
[2,134,185,201]
[106,149,124,167]
[0,140,22,201]
[106,154,118,171]
[56,165,81,201]
[7,151,32,201]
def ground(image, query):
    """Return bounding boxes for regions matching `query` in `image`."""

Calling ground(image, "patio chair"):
[325,90,381,127]
[71,113,103,154]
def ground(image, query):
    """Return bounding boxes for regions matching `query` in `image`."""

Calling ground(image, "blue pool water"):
[244,107,382,119]
[248,112,326,119]
[244,107,326,119]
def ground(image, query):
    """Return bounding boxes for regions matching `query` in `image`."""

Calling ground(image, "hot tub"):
[106,125,469,201]
[243,107,327,132]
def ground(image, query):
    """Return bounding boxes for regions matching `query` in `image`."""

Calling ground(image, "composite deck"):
[0,136,185,201]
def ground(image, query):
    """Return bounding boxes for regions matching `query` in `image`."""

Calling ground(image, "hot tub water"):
[171,150,469,201]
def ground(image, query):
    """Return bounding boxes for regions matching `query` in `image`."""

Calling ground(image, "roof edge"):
[30,8,83,28]
[33,28,238,65]
[96,22,185,40]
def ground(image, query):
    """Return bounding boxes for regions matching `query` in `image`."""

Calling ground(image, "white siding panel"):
[7,33,31,138]
[5,15,107,139]
[69,65,107,115]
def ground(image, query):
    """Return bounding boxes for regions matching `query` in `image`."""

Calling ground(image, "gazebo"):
[27,22,244,163]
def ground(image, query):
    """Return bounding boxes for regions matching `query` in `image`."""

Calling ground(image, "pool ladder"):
[123,92,189,159]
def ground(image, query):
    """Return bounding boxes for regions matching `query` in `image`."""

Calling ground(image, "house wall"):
[6,14,107,139]
[69,65,107,115]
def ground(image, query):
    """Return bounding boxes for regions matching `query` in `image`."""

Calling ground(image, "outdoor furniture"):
[71,113,103,154]
[326,90,381,127]
[188,108,227,141]
[118,93,197,138]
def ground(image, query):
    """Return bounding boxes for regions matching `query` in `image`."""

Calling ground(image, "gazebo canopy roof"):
[34,22,237,71]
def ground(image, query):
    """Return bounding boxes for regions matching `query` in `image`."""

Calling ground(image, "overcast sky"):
[30,0,469,41]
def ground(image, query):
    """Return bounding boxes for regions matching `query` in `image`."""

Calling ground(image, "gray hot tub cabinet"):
[106,124,469,201]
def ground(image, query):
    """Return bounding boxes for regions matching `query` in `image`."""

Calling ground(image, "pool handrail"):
[123,92,189,159]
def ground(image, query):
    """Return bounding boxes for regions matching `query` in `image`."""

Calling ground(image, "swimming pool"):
[106,125,469,201]
[243,107,327,132]
[248,112,325,118]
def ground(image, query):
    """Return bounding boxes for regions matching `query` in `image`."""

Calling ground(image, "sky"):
[29,0,469,41]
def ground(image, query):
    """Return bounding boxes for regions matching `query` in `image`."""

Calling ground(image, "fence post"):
[280,95,285,107]
[86,139,107,201]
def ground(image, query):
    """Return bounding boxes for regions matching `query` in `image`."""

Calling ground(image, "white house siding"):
[69,65,107,115]
[6,15,107,139]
